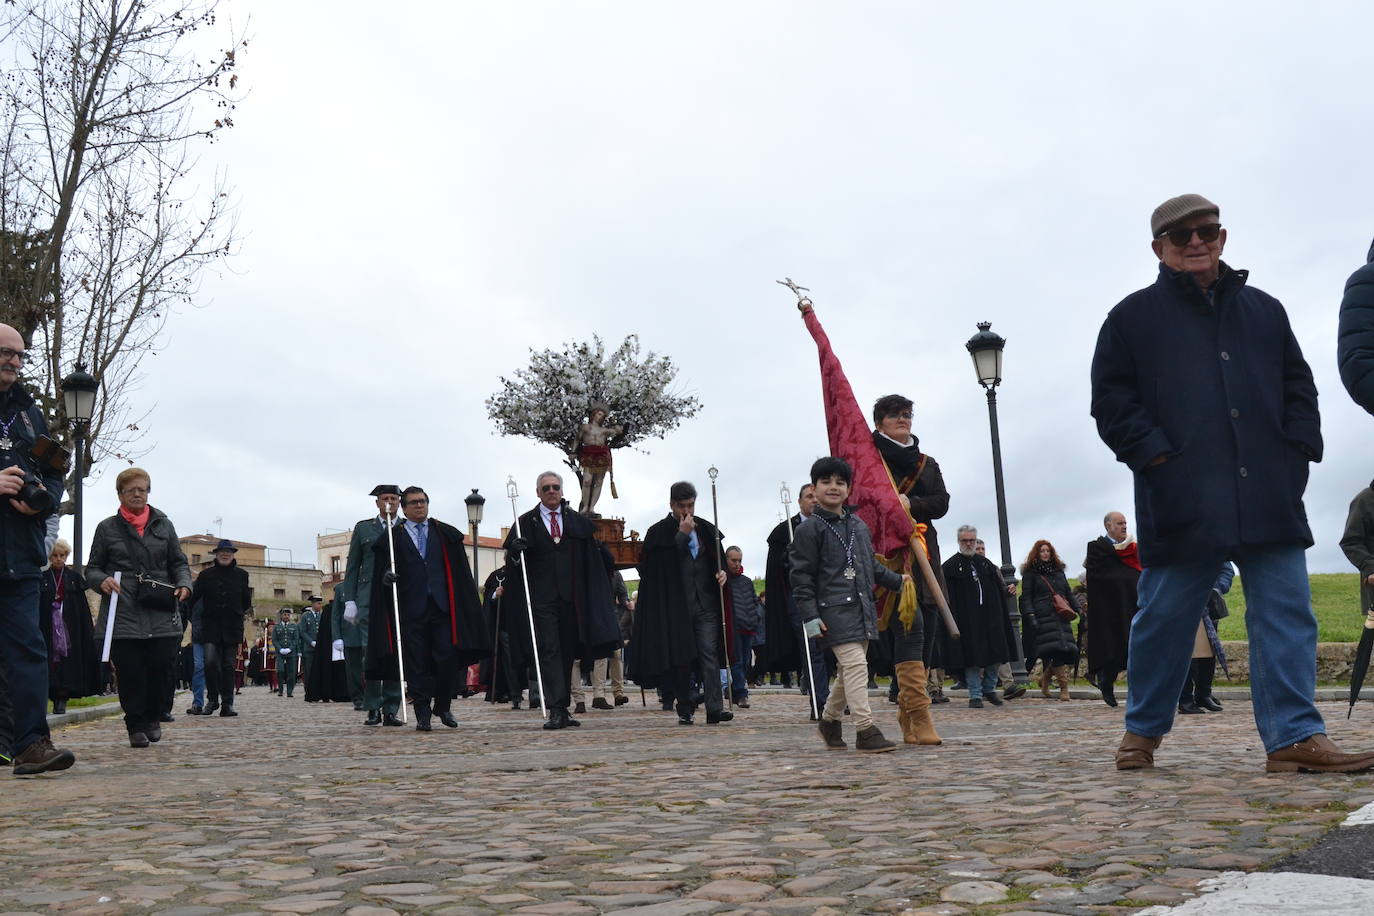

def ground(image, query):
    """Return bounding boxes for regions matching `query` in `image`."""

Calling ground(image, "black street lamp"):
[964,323,1028,684]
[464,488,486,582]
[60,365,98,571]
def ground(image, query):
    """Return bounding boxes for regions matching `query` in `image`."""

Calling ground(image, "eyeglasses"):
[1156,223,1222,247]
[885,411,914,421]
[404,498,428,506]
[539,484,561,493]
[0,347,28,365]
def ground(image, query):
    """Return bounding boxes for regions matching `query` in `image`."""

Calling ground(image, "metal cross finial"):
[708,465,719,481]
[506,476,519,500]
[776,277,813,311]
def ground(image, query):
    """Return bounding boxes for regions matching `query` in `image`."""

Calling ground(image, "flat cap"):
[370,484,401,497]
[1151,193,1219,236]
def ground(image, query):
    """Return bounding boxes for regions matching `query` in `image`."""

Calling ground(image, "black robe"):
[499,503,621,665]
[304,595,351,702]
[759,515,804,674]
[628,514,728,689]
[940,553,1016,669]
[1083,536,1140,678]
[365,517,490,681]
[480,566,517,701]
[39,566,100,700]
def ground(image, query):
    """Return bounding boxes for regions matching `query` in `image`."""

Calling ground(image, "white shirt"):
[540,503,563,537]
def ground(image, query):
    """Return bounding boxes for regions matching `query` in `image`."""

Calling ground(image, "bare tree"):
[0,0,245,508]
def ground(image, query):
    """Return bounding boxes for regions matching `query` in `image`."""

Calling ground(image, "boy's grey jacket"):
[788,506,903,648]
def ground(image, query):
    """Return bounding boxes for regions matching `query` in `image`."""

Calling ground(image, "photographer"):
[0,324,75,775]
[87,468,192,748]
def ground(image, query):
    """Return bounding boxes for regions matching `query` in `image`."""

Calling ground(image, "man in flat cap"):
[335,485,404,725]
[1091,194,1374,773]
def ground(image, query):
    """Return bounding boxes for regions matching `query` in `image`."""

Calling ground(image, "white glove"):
[803,617,823,639]
[332,638,344,661]
[343,600,358,624]
[310,641,316,648]
[280,647,291,655]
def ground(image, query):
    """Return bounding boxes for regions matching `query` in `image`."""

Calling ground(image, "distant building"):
[315,525,508,600]
[180,535,324,641]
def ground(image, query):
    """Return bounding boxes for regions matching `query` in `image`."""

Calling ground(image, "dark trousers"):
[0,576,48,756]
[402,599,459,714]
[674,605,724,716]
[161,653,177,716]
[532,598,578,713]
[110,636,179,734]
[203,641,237,706]
[891,612,925,665]
[278,653,298,695]
[343,645,365,705]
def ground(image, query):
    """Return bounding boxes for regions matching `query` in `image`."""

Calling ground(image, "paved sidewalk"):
[6,687,1374,915]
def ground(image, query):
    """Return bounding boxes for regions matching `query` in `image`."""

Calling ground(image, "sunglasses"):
[1157,223,1222,247]
[539,484,561,493]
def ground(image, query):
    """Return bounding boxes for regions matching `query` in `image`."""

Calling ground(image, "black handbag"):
[135,573,178,614]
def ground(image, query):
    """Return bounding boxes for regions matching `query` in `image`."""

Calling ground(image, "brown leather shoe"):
[1115,731,1162,770]
[591,698,612,710]
[1265,734,1374,773]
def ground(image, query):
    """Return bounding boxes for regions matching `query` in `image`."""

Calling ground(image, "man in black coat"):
[1082,512,1140,708]
[942,526,1015,707]
[503,471,620,730]
[367,486,490,731]
[1092,192,1374,774]
[1337,238,1374,414]
[189,540,253,717]
[630,481,733,726]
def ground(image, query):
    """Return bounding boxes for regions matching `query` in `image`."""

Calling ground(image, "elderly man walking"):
[1092,193,1374,773]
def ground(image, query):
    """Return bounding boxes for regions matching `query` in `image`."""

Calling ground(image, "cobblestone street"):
[6,686,1374,915]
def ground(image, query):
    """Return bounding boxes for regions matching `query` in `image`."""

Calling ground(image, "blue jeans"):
[1126,544,1325,753]
[191,643,205,707]
[965,665,998,700]
[0,577,48,756]
[729,631,755,701]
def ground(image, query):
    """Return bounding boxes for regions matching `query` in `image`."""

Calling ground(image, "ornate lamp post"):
[464,488,486,582]
[964,323,1028,684]
[60,365,98,570]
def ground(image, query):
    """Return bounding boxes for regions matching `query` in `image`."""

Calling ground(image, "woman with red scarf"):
[86,468,192,748]
[1082,511,1143,707]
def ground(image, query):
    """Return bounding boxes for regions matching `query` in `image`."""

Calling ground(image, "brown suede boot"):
[1038,664,1052,698]
[1055,666,1072,701]
[896,661,942,745]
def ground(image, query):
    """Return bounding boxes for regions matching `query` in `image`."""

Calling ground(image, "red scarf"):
[1115,540,1141,571]
[119,504,150,536]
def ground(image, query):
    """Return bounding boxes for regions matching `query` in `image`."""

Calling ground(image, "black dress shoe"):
[1178,701,1206,714]
[147,724,163,743]
[219,706,238,717]
[543,710,568,730]
[185,705,203,716]
[1100,682,1119,708]
[129,731,150,748]
[159,713,175,723]
[204,701,220,714]
[365,710,382,726]
[565,713,581,727]
[706,710,734,724]
[1198,695,1223,712]
[382,713,404,726]
[677,713,694,725]
[592,697,613,710]
[614,695,629,706]
[985,691,1004,706]
[415,718,433,732]
[436,711,458,728]
[574,702,587,714]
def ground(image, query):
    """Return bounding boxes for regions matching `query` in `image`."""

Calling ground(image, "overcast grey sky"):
[58,1,1374,580]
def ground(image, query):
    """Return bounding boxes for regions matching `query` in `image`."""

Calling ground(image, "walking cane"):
[383,503,409,724]
[488,571,504,704]
[782,482,820,721]
[708,466,733,712]
[506,476,549,721]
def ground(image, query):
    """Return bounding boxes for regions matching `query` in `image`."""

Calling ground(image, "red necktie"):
[550,510,561,541]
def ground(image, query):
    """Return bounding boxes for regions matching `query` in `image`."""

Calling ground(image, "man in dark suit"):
[503,471,621,731]
[367,486,489,731]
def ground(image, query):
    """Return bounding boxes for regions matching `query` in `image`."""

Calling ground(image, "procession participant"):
[88,467,193,748]
[1083,511,1140,707]
[482,566,527,708]
[631,481,733,726]
[791,456,909,753]
[503,471,620,730]
[338,485,403,725]
[305,593,350,702]
[273,608,302,697]
[264,621,278,693]
[587,569,632,709]
[942,526,1017,708]
[1093,192,1374,773]
[190,539,252,716]
[39,539,99,716]
[724,546,763,709]
[369,486,490,731]
[764,483,831,716]
[298,596,322,686]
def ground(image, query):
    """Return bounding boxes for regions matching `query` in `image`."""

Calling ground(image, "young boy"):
[789,456,908,753]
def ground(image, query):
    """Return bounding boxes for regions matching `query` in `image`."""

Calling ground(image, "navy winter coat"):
[1337,238,1374,414]
[1091,263,1320,567]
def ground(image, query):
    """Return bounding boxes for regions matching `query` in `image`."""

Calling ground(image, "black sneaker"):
[985,692,1004,706]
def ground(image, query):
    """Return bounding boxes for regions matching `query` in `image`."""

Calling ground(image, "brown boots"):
[1055,666,1072,701]
[895,661,942,745]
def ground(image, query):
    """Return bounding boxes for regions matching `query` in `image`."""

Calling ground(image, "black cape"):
[500,503,622,665]
[365,517,491,681]
[305,595,351,702]
[480,565,521,701]
[39,566,101,700]
[940,553,1016,669]
[759,515,803,674]
[628,514,727,689]
[1083,536,1140,678]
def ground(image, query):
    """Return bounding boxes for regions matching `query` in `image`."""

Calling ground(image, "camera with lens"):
[13,435,69,513]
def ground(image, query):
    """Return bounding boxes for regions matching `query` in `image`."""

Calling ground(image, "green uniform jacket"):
[298,608,321,649]
[274,620,302,657]
[333,515,393,649]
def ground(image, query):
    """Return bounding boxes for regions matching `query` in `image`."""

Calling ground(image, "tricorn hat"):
[370,484,401,497]
[213,539,237,553]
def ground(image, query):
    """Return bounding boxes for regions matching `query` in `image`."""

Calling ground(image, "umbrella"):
[1347,607,1374,719]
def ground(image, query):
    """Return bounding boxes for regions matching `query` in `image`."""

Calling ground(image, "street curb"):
[47,700,124,728]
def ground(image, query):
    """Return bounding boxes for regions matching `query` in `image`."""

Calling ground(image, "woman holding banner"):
[87,468,192,748]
